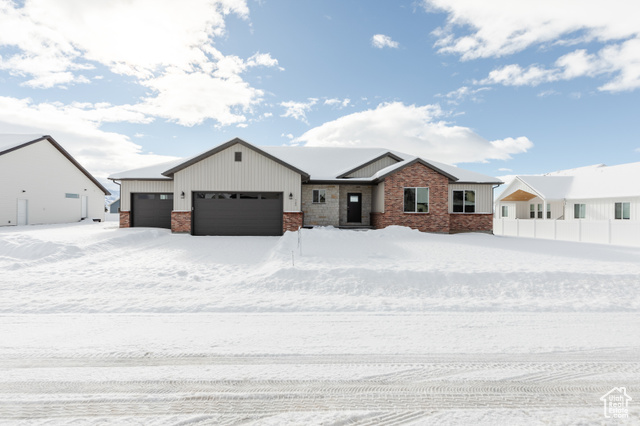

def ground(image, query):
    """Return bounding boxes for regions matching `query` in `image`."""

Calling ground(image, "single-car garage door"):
[193,192,283,236]
[131,193,173,229]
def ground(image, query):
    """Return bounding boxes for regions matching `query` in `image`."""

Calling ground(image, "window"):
[404,187,429,213]
[159,194,173,200]
[234,151,242,162]
[453,190,475,213]
[615,202,630,220]
[65,193,79,199]
[537,204,543,219]
[574,203,586,219]
[530,204,535,218]
[547,204,551,219]
[312,189,326,203]
[501,205,508,218]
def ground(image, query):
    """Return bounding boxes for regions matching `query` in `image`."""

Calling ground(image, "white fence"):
[493,219,640,247]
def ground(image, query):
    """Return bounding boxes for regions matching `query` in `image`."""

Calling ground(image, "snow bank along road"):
[1,223,639,424]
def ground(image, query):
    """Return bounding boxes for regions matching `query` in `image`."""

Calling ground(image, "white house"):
[496,163,640,221]
[494,162,640,246]
[0,134,110,226]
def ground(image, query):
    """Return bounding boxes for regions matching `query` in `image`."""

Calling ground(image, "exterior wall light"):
[181,191,185,199]
[289,192,293,200]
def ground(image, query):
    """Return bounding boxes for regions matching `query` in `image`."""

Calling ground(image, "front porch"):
[497,189,564,220]
[301,184,373,228]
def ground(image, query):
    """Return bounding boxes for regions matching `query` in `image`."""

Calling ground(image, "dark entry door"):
[193,192,283,236]
[131,193,173,229]
[347,193,362,223]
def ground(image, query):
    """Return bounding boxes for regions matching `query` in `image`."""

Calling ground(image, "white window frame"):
[312,189,326,204]
[501,205,508,218]
[404,187,429,213]
[615,202,630,220]
[574,203,586,219]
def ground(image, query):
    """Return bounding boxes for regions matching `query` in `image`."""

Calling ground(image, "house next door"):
[347,193,362,223]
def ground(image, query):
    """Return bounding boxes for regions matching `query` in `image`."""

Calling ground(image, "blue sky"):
[1,0,639,194]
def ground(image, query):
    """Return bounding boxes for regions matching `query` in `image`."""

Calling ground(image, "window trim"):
[530,204,535,219]
[312,189,326,204]
[403,187,429,213]
[574,203,586,219]
[501,205,508,218]
[546,203,551,219]
[615,202,630,220]
[234,151,242,162]
[452,190,476,213]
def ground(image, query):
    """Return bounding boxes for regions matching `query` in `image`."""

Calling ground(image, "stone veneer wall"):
[372,162,450,233]
[449,213,493,233]
[283,212,303,232]
[171,211,191,233]
[301,185,340,226]
[339,185,372,226]
[119,211,130,228]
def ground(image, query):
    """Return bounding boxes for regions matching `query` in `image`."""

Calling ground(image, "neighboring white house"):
[0,134,110,226]
[494,162,640,246]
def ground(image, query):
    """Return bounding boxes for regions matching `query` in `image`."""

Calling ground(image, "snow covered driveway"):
[1,223,639,424]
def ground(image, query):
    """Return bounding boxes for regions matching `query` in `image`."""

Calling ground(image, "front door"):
[17,199,28,225]
[81,196,88,219]
[347,193,362,223]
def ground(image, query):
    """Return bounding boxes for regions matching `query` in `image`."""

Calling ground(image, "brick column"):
[171,211,191,233]
[119,211,130,228]
[283,212,303,233]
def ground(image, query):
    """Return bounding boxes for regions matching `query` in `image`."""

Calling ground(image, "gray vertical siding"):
[448,184,495,214]
[173,143,302,212]
[346,155,400,178]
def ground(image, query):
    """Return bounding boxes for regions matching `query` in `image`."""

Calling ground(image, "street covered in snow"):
[1,222,639,424]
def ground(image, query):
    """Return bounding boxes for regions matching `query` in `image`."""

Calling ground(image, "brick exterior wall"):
[372,162,451,233]
[449,213,494,233]
[283,212,303,232]
[119,211,130,228]
[171,211,191,233]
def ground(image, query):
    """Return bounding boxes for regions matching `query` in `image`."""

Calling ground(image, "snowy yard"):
[1,222,639,424]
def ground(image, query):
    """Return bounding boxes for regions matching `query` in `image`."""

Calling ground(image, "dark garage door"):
[131,193,173,229]
[193,192,283,236]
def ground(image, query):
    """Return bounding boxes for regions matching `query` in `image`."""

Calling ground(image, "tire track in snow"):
[0,353,638,421]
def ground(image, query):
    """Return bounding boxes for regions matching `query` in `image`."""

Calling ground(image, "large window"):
[615,202,630,220]
[404,187,429,213]
[452,190,475,213]
[312,189,326,203]
[574,203,586,219]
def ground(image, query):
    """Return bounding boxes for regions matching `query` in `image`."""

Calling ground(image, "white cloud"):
[0,1,282,124]
[437,86,489,104]
[423,0,640,92]
[324,98,351,108]
[371,34,399,49]
[280,98,318,123]
[0,96,177,188]
[498,168,513,172]
[295,102,533,164]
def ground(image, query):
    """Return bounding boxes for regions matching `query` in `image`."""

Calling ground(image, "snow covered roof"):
[0,134,110,195]
[0,134,47,154]
[510,162,640,200]
[109,158,183,180]
[108,138,502,184]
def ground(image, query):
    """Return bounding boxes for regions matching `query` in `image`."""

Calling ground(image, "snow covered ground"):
[1,222,639,424]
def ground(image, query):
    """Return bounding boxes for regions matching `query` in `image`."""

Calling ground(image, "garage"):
[131,193,173,229]
[193,192,283,236]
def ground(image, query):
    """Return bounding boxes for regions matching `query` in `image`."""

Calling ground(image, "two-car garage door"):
[193,192,283,236]
[131,191,283,236]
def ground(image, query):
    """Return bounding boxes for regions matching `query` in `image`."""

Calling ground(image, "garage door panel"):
[193,192,283,236]
[132,193,173,229]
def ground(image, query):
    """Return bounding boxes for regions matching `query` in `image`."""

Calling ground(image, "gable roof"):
[108,137,502,184]
[162,138,311,180]
[501,162,640,201]
[0,134,111,195]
